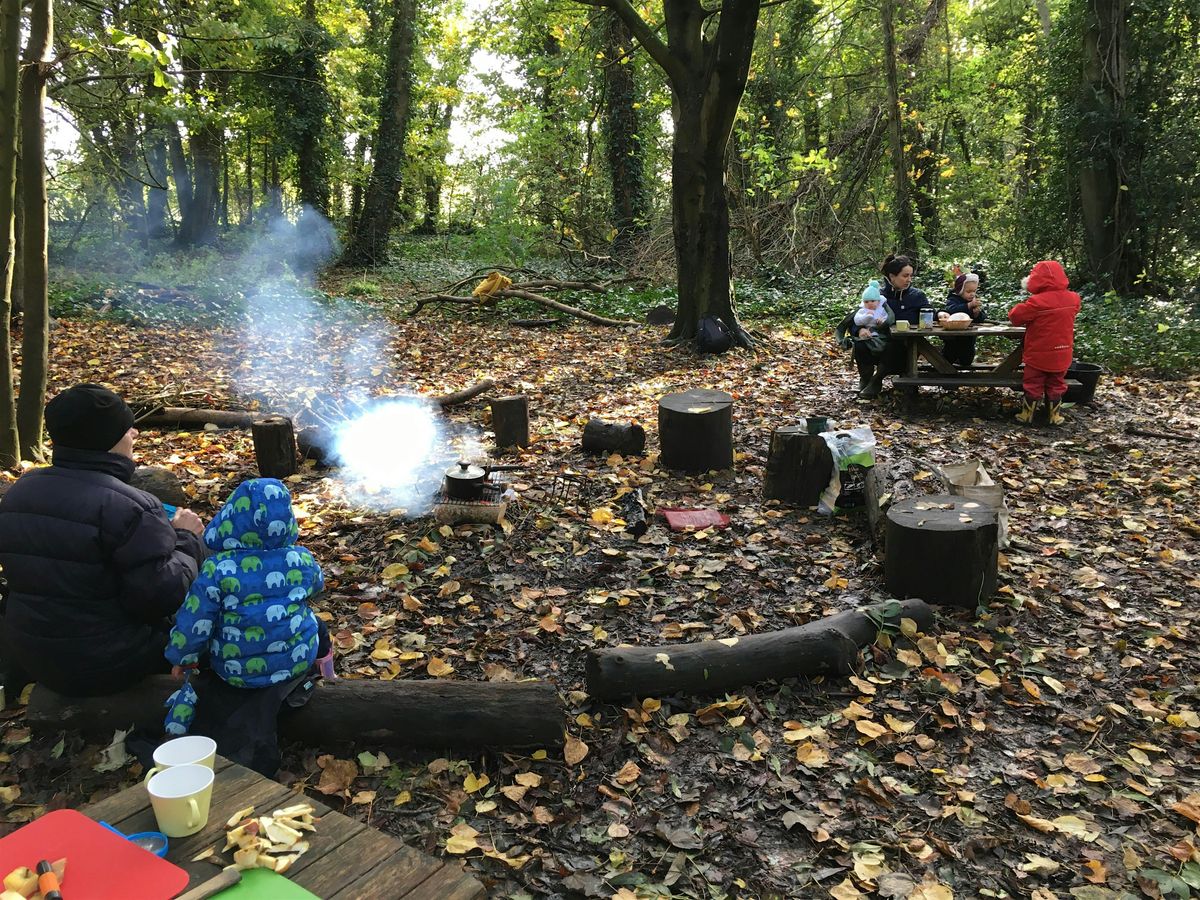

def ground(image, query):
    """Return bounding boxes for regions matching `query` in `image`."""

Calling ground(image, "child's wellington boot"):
[316,648,337,681]
[1015,396,1037,424]
[1046,399,1065,425]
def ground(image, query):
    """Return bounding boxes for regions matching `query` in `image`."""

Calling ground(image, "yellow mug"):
[894,320,910,332]
[144,735,217,782]
[147,764,214,838]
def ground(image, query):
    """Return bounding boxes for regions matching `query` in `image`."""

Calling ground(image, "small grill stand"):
[433,473,508,525]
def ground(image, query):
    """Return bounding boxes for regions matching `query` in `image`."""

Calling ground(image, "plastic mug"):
[147,764,214,838]
[805,417,830,435]
[144,735,216,782]
[894,320,910,332]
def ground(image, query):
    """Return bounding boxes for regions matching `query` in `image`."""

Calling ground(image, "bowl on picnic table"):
[941,313,973,331]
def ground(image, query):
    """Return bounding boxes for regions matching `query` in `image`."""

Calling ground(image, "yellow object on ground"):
[472,272,512,299]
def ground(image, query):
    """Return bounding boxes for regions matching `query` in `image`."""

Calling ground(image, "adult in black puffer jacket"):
[849,254,929,399]
[0,385,207,696]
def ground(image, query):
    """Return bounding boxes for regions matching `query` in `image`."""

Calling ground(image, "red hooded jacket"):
[1008,260,1081,372]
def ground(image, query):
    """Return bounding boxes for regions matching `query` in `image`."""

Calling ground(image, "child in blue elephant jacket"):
[163,478,327,733]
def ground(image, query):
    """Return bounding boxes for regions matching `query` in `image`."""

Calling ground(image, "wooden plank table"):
[889,324,1080,394]
[81,757,485,899]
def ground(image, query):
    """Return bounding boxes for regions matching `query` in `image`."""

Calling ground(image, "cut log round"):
[581,418,646,455]
[585,598,934,700]
[130,466,189,506]
[26,677,565,750]
[884,494,998,608]
[491,395,530,450]
[251,416,298,479]
[658,389,734,472]
[762,426,833,506]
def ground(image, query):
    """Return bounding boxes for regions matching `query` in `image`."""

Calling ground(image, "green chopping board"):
[213,867,321,898]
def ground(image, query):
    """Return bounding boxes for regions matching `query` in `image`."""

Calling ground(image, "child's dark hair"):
[882,254,914,277]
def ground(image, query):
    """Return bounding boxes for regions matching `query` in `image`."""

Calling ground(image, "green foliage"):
[344,278,381,297]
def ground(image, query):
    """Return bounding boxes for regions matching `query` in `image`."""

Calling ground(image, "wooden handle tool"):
[175,866,242,900]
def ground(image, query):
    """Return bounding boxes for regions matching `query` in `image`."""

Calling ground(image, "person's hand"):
[171,665,187,680]
[172,508,204,536]
[968,298,982,312]
[858,327,872,338]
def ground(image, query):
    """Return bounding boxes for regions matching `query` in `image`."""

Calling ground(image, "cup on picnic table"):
[894,320,910,332]
[143,735,217,782]
[147,764,214,837]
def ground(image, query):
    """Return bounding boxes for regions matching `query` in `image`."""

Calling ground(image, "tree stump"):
[130,466,188,506]
[251,416,298,478]
[646,304,675,325]
[26,677,565,750]
[586,598,934,700]
[762,426,833,506]
[658,389,734,472]
[491,395,530,450]
[884,494,998,608]
[581,418,646,455]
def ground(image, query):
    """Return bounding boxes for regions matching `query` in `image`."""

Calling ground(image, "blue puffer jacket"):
[881,281,929,326]
[165,479,323,689]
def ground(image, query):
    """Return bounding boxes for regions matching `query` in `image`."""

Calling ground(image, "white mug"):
[147,764,214,837]
[144,735,216,782]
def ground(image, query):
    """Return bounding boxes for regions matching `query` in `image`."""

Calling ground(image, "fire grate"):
[549,472,595,506]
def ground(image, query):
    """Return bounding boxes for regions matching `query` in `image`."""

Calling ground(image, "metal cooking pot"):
[444,461,486,500]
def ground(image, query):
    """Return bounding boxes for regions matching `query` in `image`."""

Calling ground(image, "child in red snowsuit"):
[1008,260,1081,425]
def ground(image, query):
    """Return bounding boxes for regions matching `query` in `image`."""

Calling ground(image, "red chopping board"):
[0,809,189,899]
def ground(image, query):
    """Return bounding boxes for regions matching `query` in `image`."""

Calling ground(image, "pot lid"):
[446,461,485,480]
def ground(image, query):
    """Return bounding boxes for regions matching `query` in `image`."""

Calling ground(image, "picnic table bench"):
[888,324,1080,395]
[81,756,485,899]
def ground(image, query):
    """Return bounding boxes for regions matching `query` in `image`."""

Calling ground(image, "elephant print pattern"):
[166,478,324,718]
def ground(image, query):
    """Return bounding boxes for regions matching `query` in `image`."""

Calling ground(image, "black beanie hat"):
[44,384,135,451]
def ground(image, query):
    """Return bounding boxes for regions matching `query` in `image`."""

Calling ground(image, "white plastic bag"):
[817,427,876,515]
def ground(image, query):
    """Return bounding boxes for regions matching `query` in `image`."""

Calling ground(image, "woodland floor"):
[2,295,1200,900]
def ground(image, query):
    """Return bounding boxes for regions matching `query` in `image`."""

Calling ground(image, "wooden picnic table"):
[888,324,1080,395]
[81,756,485,899]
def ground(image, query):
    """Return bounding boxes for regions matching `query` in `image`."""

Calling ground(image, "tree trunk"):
[490,395,530,450]
[167,122,194,220]
[348,134,366,227]
[602,0,760,349]
[658,388,734,472]
[26,677,566,750]
[0,0,21,466]
[1078,0,1138,291]
[294,0,333,215]
[762,426,834,507]
[339,0,416,266]
[601,12,648,260]
[882,0,917,258]
[884,494,999,608]
[176,117,222,246]
[585,599,935,700]
[15,0,52,462]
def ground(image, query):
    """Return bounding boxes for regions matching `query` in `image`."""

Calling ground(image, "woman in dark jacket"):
[0,384,206,696]
[840,254,929,399]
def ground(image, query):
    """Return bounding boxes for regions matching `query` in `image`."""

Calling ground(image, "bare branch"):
[577,0,688,87]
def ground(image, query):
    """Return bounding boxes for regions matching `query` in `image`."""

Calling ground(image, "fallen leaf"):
[564,735,589,765]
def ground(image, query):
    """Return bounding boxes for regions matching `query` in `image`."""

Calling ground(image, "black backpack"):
[696,316,734,354]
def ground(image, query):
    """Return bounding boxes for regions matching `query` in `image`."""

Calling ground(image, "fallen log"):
[27,677,565,750]
[135,407,258,429]
[585,598,934,701]
[432,378,494,408]
[581,418,646,455]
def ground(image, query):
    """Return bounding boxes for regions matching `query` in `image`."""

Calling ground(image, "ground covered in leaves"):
[2,287,1200,900]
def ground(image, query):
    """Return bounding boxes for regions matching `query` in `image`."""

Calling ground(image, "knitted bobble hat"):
[862,279,883,303]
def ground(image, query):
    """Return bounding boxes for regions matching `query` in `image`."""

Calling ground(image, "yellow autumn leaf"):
[1052,814,1099,841]
[1042,675,1065,694]
[884,714,915,734]
[393,790,411,806]
[829,877,864,899]
[515,772,542,788]
[590,507,614,525]
[976,669,1001,688]
[1017,812,1056,833]
[381,563,409,580]
[855,719,889,740]
[475,799,497,813]
[445,824,480,854]
[1021,677,1041,699]
[896,649,922,667]
[794,742,830,768]
[417,537,439,553]
[564,735,589,765]
[500,785,527,802]
[426,657,455,677]
[463,772,490,793]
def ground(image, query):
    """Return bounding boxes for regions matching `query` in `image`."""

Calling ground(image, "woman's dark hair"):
[881,254,914,277]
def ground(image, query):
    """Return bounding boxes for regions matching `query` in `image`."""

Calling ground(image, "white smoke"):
[328,398,442,513]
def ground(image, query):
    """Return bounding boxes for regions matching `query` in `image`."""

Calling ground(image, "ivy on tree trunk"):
[339,0,417,267]
[16,0,51,461]
[0,0,21,466]
[581,0,761,349]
